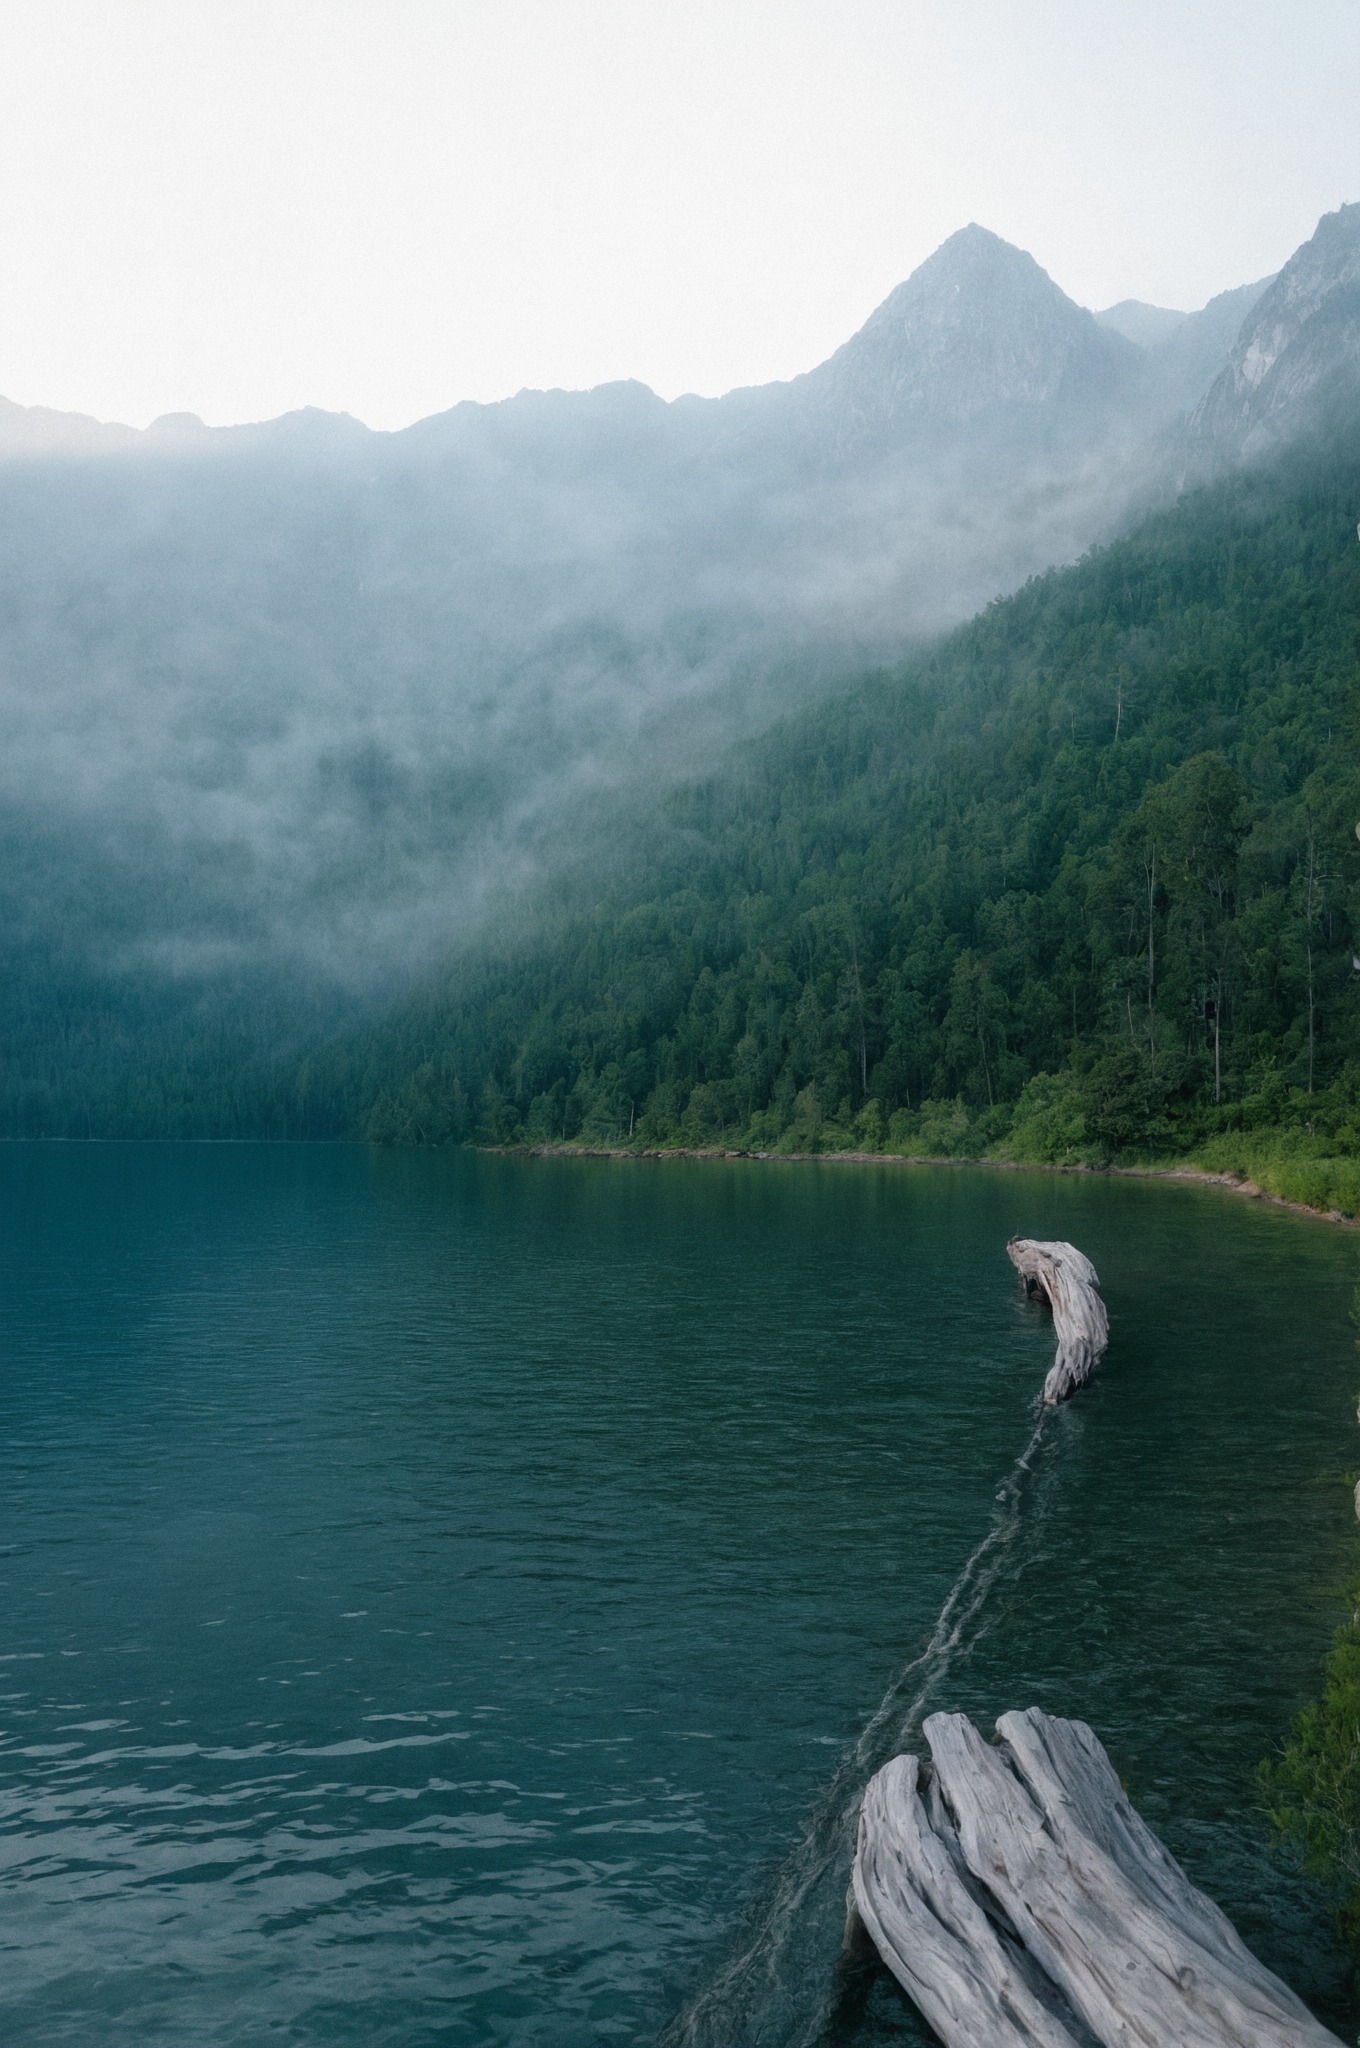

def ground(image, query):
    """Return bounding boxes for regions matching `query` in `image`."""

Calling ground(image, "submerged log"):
[852,1709,1342,2048]
[1007,1238,1109,1402]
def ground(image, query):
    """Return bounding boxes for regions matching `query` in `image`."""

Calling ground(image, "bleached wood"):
[849,1752,1088,2047]
[995,1709,1321,2022]
[1007,1238,1109,1402]
[928,1710,1342,2048]
[853,1710,1342,2048]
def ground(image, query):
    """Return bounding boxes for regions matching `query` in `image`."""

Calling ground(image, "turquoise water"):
[1,1144,1357,2043]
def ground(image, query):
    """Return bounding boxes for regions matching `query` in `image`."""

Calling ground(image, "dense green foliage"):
[1260,1580,1360,1950]
[1262,1284,1360,1954]
[353,437,1360,1195]
[1261,1576,1360,1951]
[0,949,345,1142]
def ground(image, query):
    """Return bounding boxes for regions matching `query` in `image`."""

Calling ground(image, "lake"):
[1,1144,1357,2043]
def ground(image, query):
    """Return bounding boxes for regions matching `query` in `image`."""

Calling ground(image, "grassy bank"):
[480,1066,1360,1224]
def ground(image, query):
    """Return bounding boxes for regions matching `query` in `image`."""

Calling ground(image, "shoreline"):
[498,1141,1360,1229]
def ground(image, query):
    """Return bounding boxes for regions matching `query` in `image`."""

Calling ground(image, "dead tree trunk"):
[851,1709,1341,2048]
[1006,1238,1109,1403]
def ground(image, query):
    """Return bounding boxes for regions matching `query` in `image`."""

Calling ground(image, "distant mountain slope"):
[1143,276,1276,415]
[0,393,141,456]
[1094,278,1279,412]
[1096,300,1188,349]
[1192,203,1360,454]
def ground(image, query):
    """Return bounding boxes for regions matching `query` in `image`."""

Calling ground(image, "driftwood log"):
[1007,1239,1109,1402]
[851,1709,1341,2048]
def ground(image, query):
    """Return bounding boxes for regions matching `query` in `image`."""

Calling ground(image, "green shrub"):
[914,1097,974,1157]
[1001,1070,1090,1164]
[1192,1132,1360,1218]
[1261,1577,1360,1952]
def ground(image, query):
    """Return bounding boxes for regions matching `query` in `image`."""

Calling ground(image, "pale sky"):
[1,0,1357,431]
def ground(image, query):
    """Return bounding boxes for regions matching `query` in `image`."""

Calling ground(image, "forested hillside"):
[353,431,1360,1206]
[0,220,1197,1132]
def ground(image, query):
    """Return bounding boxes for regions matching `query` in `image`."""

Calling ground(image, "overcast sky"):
[1,0,1357,431]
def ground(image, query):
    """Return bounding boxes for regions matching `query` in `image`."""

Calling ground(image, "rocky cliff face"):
[1191,203,1360,456]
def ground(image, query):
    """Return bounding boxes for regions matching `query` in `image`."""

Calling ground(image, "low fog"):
[0,222,1297,1126]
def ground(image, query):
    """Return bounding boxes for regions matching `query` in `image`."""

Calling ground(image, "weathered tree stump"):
[1007,1238,1109,1402]
[851,1709,1342,2048]
[851,1749,1094,2045]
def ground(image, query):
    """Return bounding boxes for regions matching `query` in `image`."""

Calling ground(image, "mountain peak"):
[871,223,1072,326]
[917,220,1042,270]
[922,220,1025,262]
[1095,301,1189,349]
[798,225,1136,435]
[147,411,209,439]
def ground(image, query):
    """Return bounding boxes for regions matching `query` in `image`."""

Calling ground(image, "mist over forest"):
[4,203,1359,1141]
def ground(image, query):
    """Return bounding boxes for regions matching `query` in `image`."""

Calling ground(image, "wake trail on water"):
[657,1408,1053,2048]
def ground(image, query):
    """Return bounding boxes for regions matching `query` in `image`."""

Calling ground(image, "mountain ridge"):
[0,224,1290,460]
